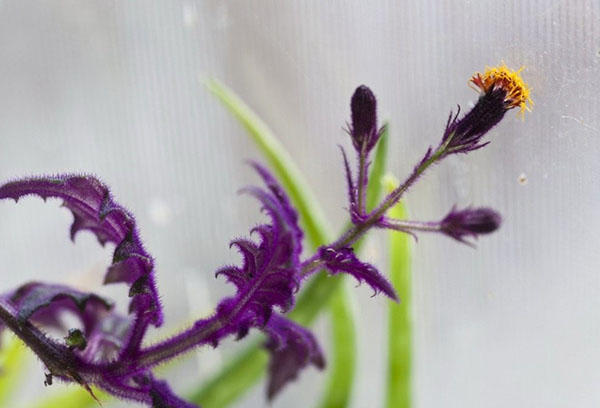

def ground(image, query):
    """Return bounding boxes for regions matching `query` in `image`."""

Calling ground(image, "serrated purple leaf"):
[264,314,325,400]
[319,246,398,301]
[0,175,164,355]
[2,282,112,333]
[213,164,303,328]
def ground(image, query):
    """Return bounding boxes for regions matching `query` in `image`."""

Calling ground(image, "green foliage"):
[386,199,412,408]
[0,334,28,406]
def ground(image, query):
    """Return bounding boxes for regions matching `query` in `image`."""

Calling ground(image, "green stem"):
[386,201,412,408]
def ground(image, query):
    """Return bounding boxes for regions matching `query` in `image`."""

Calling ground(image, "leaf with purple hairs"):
[3,282,113,331]
[0,281,135,364]
[318,246,398,301]
[214,163,303,330]
[0,282,113,355]
[263,313,325,400]
[0,175,163,355]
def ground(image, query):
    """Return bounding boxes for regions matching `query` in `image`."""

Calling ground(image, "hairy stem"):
[356,146,368,215]
[380,219,441,233]
[0,299,80,383]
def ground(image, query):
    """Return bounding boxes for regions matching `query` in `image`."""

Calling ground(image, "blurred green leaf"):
[0,333,99,408]
[189,342,268,408]
[386,198,412,408]
[204,78,332,245]
[0,334,28,406]
[318,286,355,408]
[26,388,98,408]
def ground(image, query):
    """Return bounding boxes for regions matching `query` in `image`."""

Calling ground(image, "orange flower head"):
[470,63,533,118]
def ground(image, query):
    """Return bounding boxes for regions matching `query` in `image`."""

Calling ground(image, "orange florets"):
[470,63,533,118]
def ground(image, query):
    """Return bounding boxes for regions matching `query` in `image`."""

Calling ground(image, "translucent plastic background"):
[0,1,598,407]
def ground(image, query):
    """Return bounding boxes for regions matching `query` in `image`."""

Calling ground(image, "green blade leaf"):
[386,196,412,408]
[26,388,98,408]
[0,334,28,406]
[317,285,356,408]
[204,78,332,246]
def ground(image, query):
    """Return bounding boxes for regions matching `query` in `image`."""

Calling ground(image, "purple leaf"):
[81,312,131,362]
[264,314,325,400]
[0,175,163,354]
[319,246,398,301]
[214,163,303,328]
[7,282,112,328]
[0,282,112,336]
[0,281,133,363]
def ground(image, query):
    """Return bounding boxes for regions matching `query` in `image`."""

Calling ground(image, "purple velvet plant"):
[0,64,531,407]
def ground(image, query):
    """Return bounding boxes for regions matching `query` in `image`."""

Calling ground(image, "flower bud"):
[440,207,501,244]
[349,85,380,152]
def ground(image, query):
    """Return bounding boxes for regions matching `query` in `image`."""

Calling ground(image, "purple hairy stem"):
[378,206,501,246]
[0,297,80,384]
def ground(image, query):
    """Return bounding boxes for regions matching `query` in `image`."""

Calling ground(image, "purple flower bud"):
[440,207,502,244]
[349,85,380,152]
[442,89,507,153]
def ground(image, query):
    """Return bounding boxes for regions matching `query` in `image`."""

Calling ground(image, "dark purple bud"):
[440,207,502,244]
[349,85,380,152]
[441,89,507,154]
